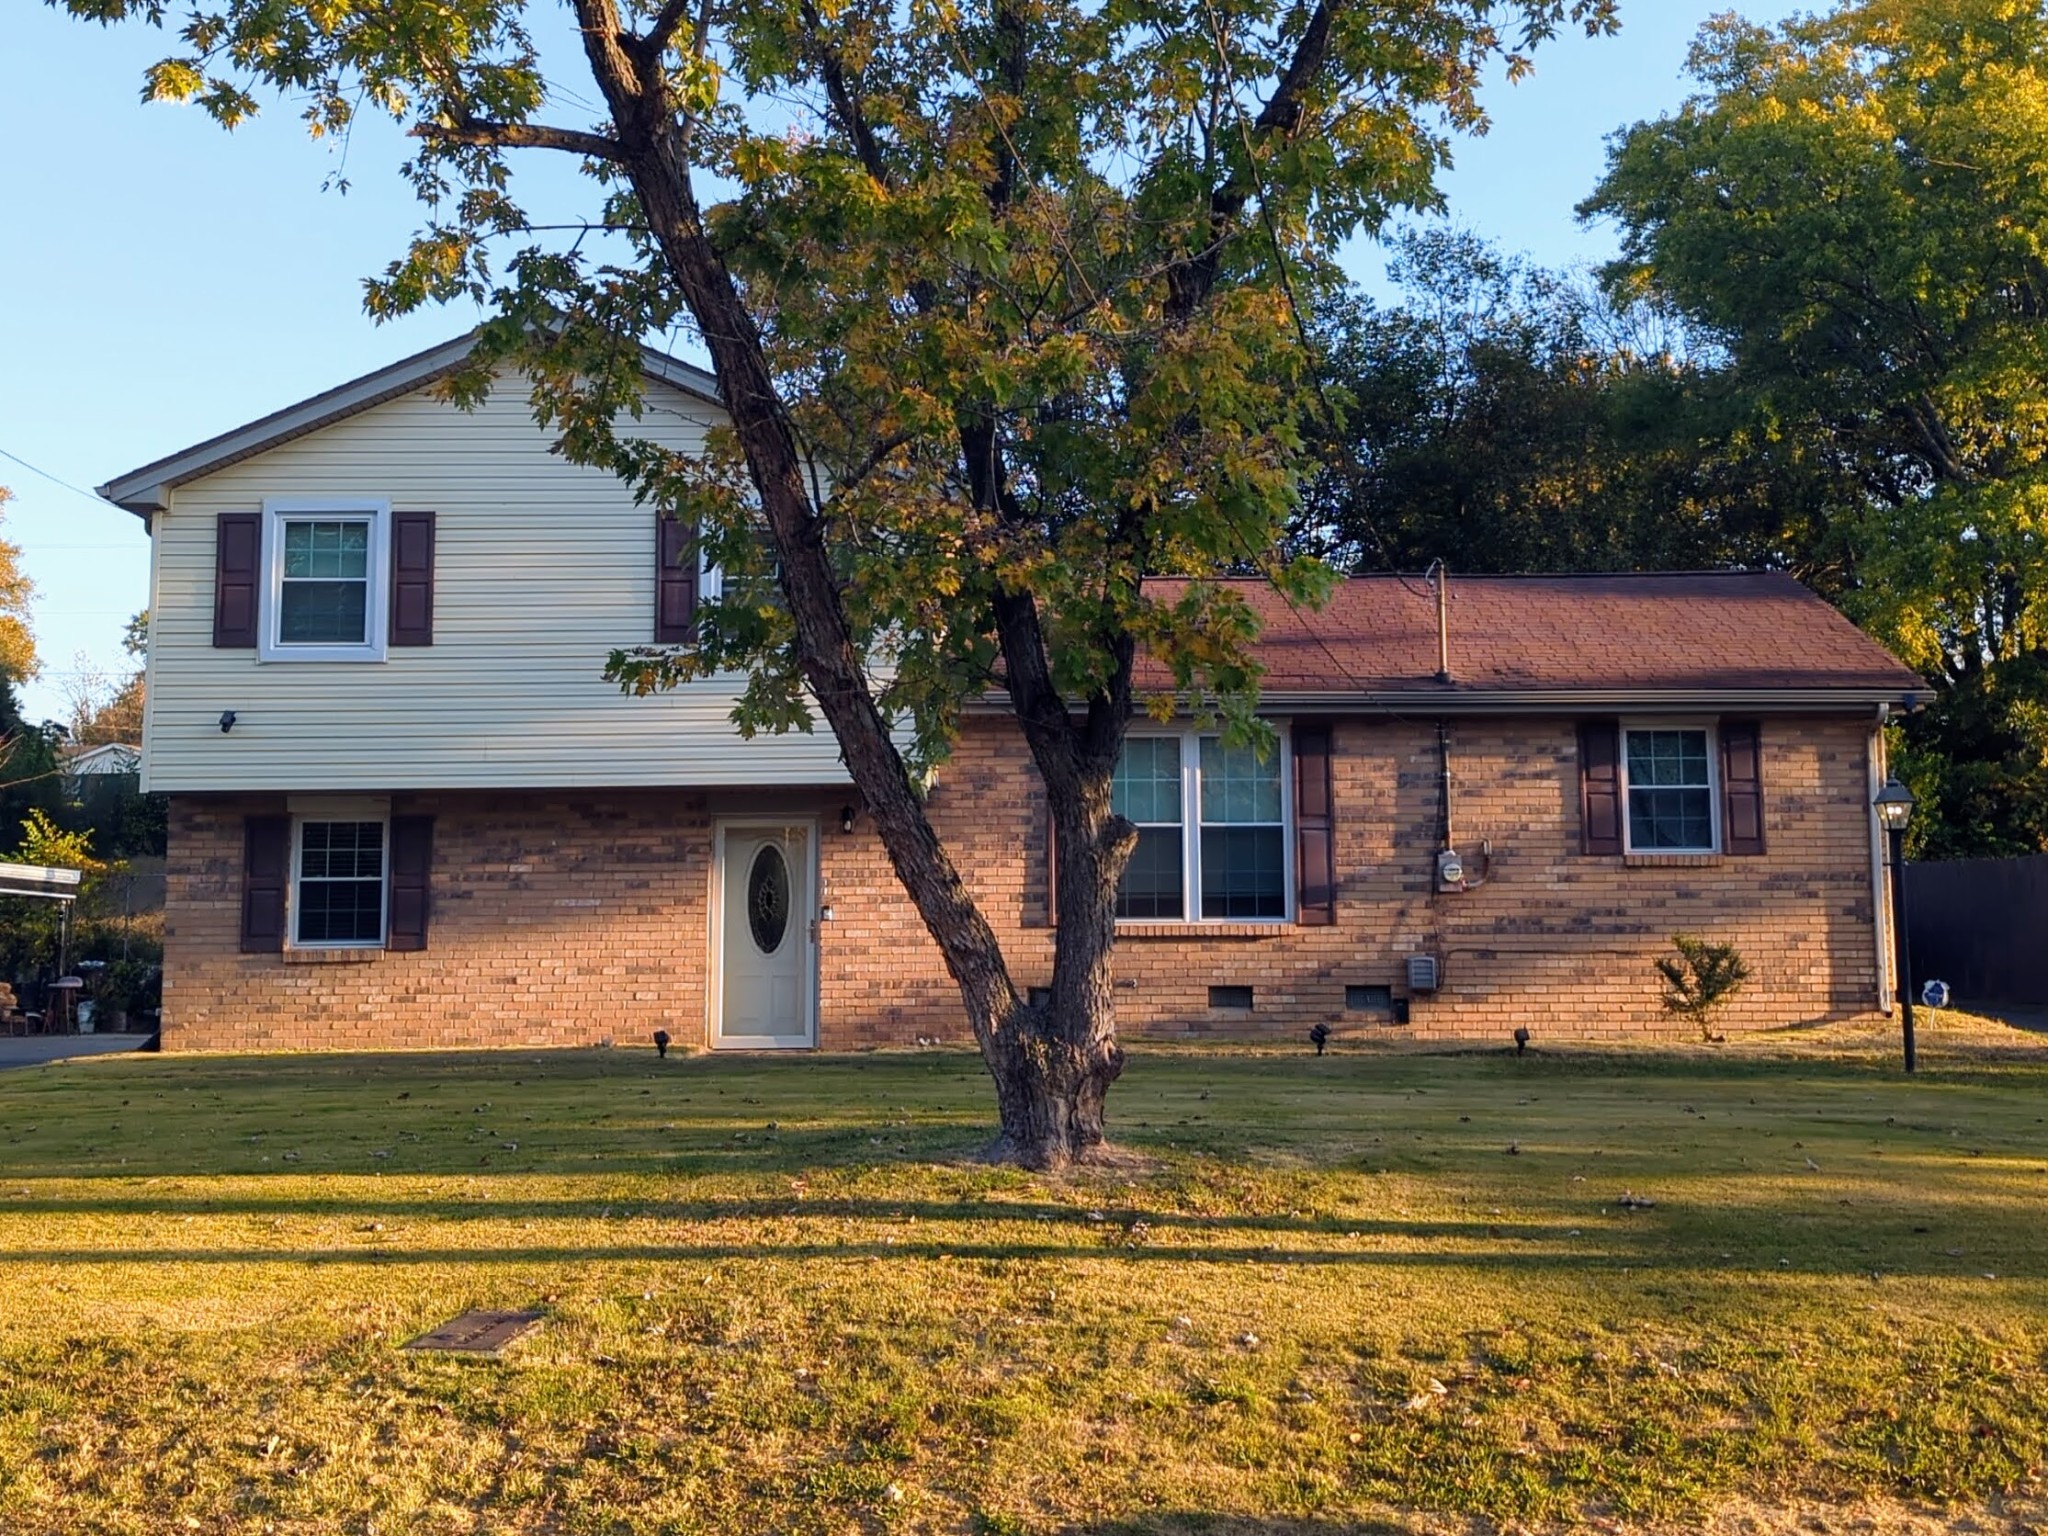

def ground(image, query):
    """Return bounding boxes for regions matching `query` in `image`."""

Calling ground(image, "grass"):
[1,1018,2046,1534]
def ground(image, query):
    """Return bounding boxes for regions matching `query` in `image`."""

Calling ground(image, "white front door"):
[713,821,816,1049]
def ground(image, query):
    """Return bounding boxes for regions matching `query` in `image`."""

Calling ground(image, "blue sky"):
[0,0,1800,726]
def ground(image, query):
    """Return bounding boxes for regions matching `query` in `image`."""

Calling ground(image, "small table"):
[44,977,84,1035]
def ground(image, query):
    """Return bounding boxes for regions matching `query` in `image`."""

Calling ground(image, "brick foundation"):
[161,714,1885,1051]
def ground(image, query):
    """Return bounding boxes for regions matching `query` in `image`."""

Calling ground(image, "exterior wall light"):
[219,710,238,733]
[840,805,856,834]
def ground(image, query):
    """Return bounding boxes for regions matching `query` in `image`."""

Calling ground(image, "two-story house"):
[102,333,1926,1052]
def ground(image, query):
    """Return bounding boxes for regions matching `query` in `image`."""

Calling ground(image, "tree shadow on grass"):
[1047,1517,1417,1536]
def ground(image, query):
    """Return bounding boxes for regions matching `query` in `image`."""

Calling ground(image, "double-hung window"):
[260,498,390,662]
[1621,725,1717,853]
[293,817,388,948]
[1113,738,1186,918]
[1111,729,1290,922]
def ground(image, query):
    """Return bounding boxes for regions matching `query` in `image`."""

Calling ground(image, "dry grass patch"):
[1,1028,2046,1533]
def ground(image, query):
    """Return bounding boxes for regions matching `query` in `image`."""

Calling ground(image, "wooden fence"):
[1905,854,2048,1008]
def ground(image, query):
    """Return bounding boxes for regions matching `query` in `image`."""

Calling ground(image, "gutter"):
[1868,703,1894,1015]
[966,686,1925,715]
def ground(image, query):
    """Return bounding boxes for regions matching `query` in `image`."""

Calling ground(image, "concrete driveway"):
[0,1034,155,1070]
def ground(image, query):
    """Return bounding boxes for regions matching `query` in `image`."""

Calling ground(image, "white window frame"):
[1115,724,1294,925]
[259,497,391,663]
[1619,719,1721,856]
[698,528,780,609]
[287,797,391,951]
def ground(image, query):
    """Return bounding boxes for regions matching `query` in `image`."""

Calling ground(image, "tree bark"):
[563,0,1137,1169]
[982,762,1134,1166]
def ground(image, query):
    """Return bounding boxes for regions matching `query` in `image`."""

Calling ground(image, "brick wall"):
[161,712,1885,1051]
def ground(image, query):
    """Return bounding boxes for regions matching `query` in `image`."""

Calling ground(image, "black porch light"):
[1873,777,1917,1072]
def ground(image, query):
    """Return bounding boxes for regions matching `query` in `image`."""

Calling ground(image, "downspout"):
[1868,703,1892,1015]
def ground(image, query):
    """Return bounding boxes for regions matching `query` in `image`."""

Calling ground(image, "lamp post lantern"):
[1873,777,1917,1072]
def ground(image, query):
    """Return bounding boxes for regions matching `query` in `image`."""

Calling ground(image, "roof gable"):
[98,332,721,516]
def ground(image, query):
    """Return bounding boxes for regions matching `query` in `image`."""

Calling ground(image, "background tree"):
[1585,0,2048,858]
[0,490,39,688]
[1296,231,1849,582]
[61,611,147,749]
[60,0,1614,1165]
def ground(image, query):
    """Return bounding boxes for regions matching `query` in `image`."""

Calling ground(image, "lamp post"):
[1873,777,1917,1073]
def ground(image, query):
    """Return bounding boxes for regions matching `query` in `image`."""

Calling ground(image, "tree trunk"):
[982,766,1134,1168]
[568,2,1139,1167]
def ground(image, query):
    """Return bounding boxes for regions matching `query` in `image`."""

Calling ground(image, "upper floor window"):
[1622,725,1717,853]
[259,498,390,662]
[1111,729,1291,922]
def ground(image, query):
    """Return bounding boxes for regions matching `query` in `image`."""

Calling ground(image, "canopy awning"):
[0,863,85,902]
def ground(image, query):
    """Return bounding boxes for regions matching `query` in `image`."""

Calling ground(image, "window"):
[260,498,390,662]
[1199,738,1286,918]
[1111,729,1290,922]
[1112,737,1186,918]
[1622,725,1717,853]
[700,524,786,617]
[293,819,387,947]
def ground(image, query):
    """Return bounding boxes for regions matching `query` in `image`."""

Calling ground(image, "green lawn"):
[2,1028,2046,1534]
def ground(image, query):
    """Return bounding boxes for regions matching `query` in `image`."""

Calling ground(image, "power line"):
[0,447,107,510]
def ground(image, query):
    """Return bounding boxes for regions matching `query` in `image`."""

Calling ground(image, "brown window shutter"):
[214,512,262,648]
[390,511,436,646]
[1292,722,1336,925]
[241,815,290,953]
[1578,721,1623,855]
[1719,720,1766,856]
[387,815,434,951]
[655,512,698,642]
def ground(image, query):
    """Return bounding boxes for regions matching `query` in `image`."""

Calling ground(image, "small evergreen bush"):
[1657,934,1750,1043]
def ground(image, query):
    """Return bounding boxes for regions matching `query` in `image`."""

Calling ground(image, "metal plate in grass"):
[404,1310,545,1355]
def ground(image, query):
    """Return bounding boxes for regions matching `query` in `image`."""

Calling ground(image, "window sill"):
[1622,853,1723,868]
[256,651,389,665]
[282,946,387,964]
[1116,922,1294,940]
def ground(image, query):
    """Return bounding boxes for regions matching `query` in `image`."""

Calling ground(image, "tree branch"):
[801,1,889,185]
[1167,0,1341,322]
[417,116,625,160]
[636,0,699,64]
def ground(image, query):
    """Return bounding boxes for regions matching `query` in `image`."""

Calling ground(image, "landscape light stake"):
[1873,777,1917,1074]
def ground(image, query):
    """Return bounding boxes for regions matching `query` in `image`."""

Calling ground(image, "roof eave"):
[97,332,722,518]
[966,684,1925,714]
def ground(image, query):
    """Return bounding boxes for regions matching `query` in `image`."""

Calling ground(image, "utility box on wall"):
[1406,954,1440,993]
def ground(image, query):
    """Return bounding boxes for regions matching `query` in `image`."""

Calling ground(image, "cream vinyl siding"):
[143,372,853,792]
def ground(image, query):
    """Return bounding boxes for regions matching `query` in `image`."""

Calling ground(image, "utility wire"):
[0,448,108,510]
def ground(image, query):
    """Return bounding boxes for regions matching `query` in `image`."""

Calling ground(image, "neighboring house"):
[100,334,1927,1053]
[61,742,143,790]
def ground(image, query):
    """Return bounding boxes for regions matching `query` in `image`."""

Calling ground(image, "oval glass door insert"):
[746,843,791,955]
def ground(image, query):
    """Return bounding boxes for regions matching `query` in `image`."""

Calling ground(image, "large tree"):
[61,0,1612,1165]
[1585,0,2048,858]
[1296,230,1848,582]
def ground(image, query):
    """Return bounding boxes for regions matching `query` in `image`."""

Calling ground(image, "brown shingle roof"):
[1137,572,1924,701]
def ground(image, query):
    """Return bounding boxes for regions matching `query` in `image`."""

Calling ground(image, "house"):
[99,334,1927,1053]
[61,742,143,789]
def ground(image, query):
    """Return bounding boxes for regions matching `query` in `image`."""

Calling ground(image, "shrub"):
[1656,935,1750,1042]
